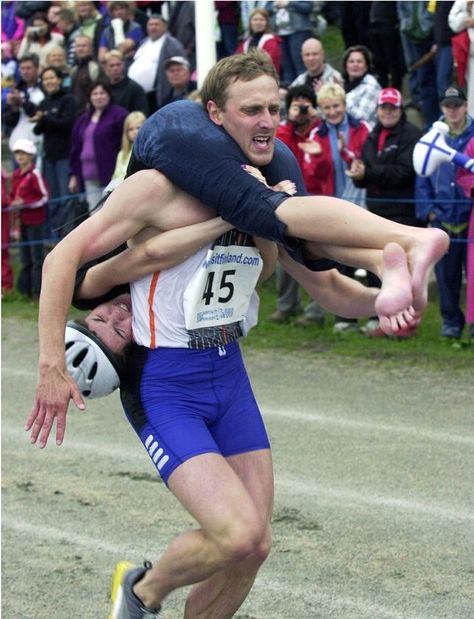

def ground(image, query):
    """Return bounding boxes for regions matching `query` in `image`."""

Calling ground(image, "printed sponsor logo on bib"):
[183,244,263,330]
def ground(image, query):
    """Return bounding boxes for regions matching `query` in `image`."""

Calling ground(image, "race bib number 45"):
[183,244,263,330]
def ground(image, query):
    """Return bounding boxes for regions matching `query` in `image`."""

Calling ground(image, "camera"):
[298,105,309,114]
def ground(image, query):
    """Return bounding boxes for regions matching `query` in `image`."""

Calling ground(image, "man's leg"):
[184,449,273,618]
[132,453,271,611]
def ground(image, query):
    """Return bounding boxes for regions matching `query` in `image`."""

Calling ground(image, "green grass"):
[4,272,472,370]
[238,276,473,370]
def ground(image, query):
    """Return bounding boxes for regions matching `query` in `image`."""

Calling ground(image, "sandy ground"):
[2,316,474,619]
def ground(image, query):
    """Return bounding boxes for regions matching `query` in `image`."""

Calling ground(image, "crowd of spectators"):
[1,0,472,340]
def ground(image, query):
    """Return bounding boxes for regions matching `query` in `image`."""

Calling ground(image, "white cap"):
[164,55,190,69]
[12,138,37,155]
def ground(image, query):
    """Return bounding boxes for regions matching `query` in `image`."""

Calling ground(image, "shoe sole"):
[109,560,135,619]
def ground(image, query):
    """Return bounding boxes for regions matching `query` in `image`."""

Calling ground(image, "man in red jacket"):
[270,84,325,324]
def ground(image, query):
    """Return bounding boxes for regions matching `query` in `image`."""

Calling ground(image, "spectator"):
[267,0,313,86]
[2,1,25,57]
[98,1,144,66]
[70,35,106,116]
[47,4,63,34]
[338,0,373,50]
[72,1,104,58]
[1,41,19,90]
[31,66,76,241]
[448,0,474,117]
[111,110,146,182]
[160,56,197,107]
[10,138,48,300]
[397,1,439,128]
[215,1,241,60]
[3,54,44,159]
[299,83,370,333]
[415,86,474,339]
[168,0,196,72]
[103,49,148,115]
[235,8,281,75]
[455,136,474,338]
[2,167,13,294]
[17,11,65,70]
[289,37,343,94]
[342,44,382,128]
[269,84,325,326]
[347,87,423,336]
[433,1,455,99]
[56,8,79,67]
[369,1,405,90]
[69,79,127,213]
[45,46,71,88]
[128,14,185,114]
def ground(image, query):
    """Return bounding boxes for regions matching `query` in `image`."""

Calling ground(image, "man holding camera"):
[3,53,44,162]
[268,85,326,325]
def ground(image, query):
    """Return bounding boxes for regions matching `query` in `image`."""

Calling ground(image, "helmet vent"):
[73,348,88,367]
[88,362,98,380]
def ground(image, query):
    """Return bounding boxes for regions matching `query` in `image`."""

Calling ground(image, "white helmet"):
[65,321,126,398]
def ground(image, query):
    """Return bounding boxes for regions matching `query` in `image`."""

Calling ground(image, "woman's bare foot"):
[375,242,413,322]
[408,228,449,312]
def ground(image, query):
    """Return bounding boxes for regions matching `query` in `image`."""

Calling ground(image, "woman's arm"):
[77,216,233,300]
[253,237,278,285]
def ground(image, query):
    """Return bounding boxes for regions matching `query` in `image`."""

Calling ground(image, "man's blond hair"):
[200,49,279,110]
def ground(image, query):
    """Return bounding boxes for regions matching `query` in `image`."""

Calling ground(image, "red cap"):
[377,88,402,107]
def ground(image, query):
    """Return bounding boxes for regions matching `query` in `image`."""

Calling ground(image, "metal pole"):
[194,0,217,89]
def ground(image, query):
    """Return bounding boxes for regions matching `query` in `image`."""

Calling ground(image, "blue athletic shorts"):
[120,341,270,485]
[131,100,336,271]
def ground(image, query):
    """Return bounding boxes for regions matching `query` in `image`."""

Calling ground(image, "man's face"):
[111,5,129,22]
[376,104,402,128]
[302,40,324,75]
[165,63,190,88]
[208,75,280,167]
[105,56,125,83]
[74,37,93,60]
[288,95,313,127]
[441,101,467,129]
[147,18,166,40]
[19,61,38,85]
[84,294,132,354]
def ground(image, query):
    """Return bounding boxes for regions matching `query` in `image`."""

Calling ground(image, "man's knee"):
[216,520,272,566]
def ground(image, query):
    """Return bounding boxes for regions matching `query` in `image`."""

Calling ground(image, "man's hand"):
[25,366,85,448]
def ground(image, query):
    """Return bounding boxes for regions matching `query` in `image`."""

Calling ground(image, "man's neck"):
[448,118,468,135]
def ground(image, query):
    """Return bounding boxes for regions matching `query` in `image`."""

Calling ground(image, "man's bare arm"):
[77,217,233,300]
[26,170,214,448]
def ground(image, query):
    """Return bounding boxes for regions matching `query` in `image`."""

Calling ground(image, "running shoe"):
[109,560,162,619]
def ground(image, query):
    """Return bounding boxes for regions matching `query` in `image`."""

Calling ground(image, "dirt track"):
[2,317,474,618]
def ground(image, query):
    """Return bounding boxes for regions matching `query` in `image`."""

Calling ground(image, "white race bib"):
[183,244,263,330]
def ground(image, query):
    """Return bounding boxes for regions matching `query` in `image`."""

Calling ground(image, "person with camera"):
[268,84,326,325]
[17,11,64,71]
[3,53,44,165]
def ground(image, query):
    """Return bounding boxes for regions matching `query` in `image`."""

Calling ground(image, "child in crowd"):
[10,139,49,299]
[111,110,146,183]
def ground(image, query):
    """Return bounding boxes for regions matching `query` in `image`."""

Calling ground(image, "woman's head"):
[248,8,271,34]
[121,111,146,154]
[30,12,51,38]
[41,66,63,94]
[317,83,346,125]
[342,45,372,80]
[45,46,67,69]
[87,79,113,110]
